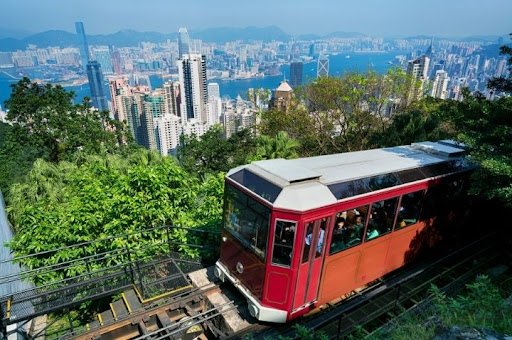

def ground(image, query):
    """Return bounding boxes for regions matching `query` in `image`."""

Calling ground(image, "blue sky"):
[2,0,511,37]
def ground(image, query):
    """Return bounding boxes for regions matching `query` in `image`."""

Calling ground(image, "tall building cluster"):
[0,22,489,156]
[105,27,258,155]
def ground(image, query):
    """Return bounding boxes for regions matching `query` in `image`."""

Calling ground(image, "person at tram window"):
[331,216,347,252]
[305,222,326,255]
[353,213,365,237]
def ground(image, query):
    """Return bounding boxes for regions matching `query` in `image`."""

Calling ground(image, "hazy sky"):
[2,0,511,37]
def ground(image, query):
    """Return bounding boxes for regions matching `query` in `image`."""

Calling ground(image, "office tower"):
[290,61,303,88]
[86,61,108,112]
[208,83,220,99]
[163,81,181,117]
[431,70,449,99]
[75,22,90,70]
[406,55,430,102]
[177,54,208,123]
[93,48,114,75]
[178,27,191,59]
[269,81,293,111]
[317,55,329,78]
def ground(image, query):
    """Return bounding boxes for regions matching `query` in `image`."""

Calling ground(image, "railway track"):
[241,233,506,339]
[67,281,231,339]
[7,233,504,339]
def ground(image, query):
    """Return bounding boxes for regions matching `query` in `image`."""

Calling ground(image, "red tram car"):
[214,141,472,322]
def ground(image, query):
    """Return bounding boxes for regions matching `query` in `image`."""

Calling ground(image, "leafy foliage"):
[259,69,414,155]
[487,33,512,94]
[7,149,224,284]
[4,77,130,163]
[249,131,300,161]
[177,125,256,178]
[440,91,512,206]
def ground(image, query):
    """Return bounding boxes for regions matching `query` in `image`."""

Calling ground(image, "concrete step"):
[121,289,143,314]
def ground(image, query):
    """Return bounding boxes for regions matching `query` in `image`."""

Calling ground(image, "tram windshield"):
[224,184,270,259]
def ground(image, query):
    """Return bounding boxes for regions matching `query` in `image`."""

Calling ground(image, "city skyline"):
[1,0,511,38]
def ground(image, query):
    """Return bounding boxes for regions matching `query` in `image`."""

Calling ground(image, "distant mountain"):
[458,35,506,42]
[0,27,32,39]
[0,26,291,51]
[324,31,367,39]
[192,26,290,43]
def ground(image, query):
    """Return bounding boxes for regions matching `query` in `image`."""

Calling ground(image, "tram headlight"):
[214,266,225,282]
[248,301,259,319]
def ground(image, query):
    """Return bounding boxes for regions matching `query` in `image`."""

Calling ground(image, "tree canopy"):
[4,77,130,163]
[7,149,224,283]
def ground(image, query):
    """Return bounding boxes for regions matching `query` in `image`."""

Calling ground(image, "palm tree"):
[251,131,300,161]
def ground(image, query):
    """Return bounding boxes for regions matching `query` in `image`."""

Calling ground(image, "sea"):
[0,52,400,108]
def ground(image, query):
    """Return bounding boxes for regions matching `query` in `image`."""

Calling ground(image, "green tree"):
[259,69,413,156]
[177,125,256,177]
[487,33,512,94]
[441,90,512,206]
[7,149,224,284]
[373,96,456,147]
[4,77,130,163]
[249,131,300,161]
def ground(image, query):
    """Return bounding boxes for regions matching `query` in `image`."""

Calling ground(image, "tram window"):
[302,222,314,263]
[229,169,282,203]
[302,218,329,262]
[367,174,401,191]
[396,191,425,229]
[272,220,296,267]
[329,205,368,255]
[366,198,399,240]
[224,185,270,259]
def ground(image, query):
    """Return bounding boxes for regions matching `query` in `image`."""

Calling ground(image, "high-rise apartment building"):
[75,22,90,70]
[178,27,191,59]
[431,70,449,99]
[109,77,131,121]
[317,55,329,78]
[163,81,181,117]
[156,114,182,156]
[177,54,208,123]
[86,61,108,112]
[406,55,430,102]
[290,61,303,88]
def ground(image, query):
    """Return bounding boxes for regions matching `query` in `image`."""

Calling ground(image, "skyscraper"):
[163,81,181,117]
[109,77,131,121]
[177,54,208,123]
[290,61,303,88]
[406,55,430,102]
[86,61,108,112]
[178,27,191,59]
[317,55,329,78]
[75,22,90,70]
[93,48,114,75]
[431,70,449,99]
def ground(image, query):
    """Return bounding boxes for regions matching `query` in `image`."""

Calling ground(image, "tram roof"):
[227,141,470,211]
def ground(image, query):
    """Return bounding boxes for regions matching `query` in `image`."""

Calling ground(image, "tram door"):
[293,217,329,310]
